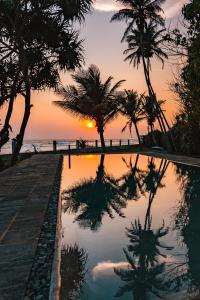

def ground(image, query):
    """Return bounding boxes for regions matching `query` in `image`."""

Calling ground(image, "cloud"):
[94,0,187,18]
[93,0,122,12]
[163,0,188,18]
[91,260,130,280]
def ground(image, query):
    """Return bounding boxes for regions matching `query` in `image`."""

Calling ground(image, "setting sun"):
[86,121,95,129]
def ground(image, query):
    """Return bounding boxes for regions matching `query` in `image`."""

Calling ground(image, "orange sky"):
[0,1,185,141]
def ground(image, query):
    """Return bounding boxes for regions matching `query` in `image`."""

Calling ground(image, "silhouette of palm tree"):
[115,157,173,299]
[114,249,166,299]
[60,244,88,300]
[126,219,173,267]
[54,65,125,149]
[111,0,165,41]
[111,0,170,136]
[120,90,145,147]
[62,155,126,231]
[118,155,144,201]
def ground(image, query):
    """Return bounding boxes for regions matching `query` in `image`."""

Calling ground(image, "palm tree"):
[120,90,145,147]
[54,65,125,149]
[0,0,93,160]
[111,1,172,137]
[60,244,88,300]
[117,155,144,201]
[111,0,165,40]
[124,23,168,96]
[114,249,167,299]
[114,158,172,299]
[114,219,172,299]
[142,95,158,145]
[62,155,127,231]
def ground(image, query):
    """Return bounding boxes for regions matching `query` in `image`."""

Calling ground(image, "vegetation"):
[54,65,125,149]
[0,0,93,159]
[111,0,171,139]
[120,90,144,146]
[170,0,200,154]
[62,154,126,230]
[60,244,88,300]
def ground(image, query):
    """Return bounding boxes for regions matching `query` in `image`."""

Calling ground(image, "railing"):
[51,139,137,153]
[0,139,138,155]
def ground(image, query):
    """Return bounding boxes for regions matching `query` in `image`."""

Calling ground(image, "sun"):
[86,121,94,129]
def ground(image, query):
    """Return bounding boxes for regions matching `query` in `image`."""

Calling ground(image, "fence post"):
[95,140,98,148]
[68,145,71,169]
[128,139,130,146]
[119,140,122,147]
[12,139,17,154]
[76,140,79,149]
[110,140,112,147]
[53,141,57,153]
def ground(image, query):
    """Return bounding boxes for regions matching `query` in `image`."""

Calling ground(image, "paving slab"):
[141,151,200,167]
[0,155,61,300]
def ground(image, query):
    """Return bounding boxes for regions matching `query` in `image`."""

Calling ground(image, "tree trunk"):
[0,70,20,149]
[12,87,31,163]
[142,57,167,133]
[98,128,106,151]
[134,122,142,149]
[0,95,15,149]
[96,154,105,182]
[150,125,157,146]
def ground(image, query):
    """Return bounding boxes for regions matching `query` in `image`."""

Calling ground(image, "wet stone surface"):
[0,155,61,300]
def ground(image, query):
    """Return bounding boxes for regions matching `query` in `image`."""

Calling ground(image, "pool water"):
[60,154,200,300]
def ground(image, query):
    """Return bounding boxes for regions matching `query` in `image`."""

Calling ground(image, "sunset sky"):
[1,0,187,141]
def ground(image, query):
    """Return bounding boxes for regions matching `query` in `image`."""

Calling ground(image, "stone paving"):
[141,151,200,167]
[0,155,61,300]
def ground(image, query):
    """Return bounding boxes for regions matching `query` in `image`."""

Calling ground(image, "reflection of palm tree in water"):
[60,244,88,300]
[118,154,144,201]
[143,158,169,229]
[62,155,126,231]
[115,158,173,299]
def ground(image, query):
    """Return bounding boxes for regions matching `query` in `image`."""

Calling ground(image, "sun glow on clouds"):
[94,0,187,18]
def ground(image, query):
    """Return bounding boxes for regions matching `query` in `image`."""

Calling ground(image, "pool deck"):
[0,154,61,300]
[141,151,200,167]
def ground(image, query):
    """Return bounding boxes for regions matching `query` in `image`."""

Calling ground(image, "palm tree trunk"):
[144,160,168,230]
[98,128,106,150]
[97,154,105,182]
[150,125,157,146]
[134,122,142,148]
[0,95,15,149]
[142,57,167,133]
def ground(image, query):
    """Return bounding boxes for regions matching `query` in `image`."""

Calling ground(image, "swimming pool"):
[60,153,200,300]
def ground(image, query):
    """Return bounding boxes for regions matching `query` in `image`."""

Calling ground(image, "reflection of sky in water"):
[60,154,200,300]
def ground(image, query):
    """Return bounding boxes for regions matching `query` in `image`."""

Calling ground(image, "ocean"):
[0,139,76,155]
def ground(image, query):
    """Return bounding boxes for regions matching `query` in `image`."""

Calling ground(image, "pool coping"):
[49,163,63,300]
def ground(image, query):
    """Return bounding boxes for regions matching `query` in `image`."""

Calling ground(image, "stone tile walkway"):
[0,155,61,300]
